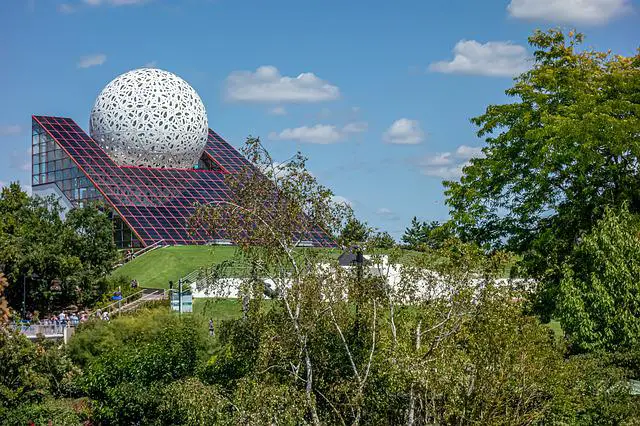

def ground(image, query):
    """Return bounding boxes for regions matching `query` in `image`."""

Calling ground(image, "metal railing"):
[132,239,166,260]
[8,323,66,338]
[91,288,167,317]
[114,239,167,269]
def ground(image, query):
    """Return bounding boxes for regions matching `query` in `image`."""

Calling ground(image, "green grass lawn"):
[111,245,237,288]
[110,244,437,291]
[545,320,564,340]
[193,297,276,322]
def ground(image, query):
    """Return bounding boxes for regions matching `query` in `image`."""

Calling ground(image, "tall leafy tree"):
[0,183,118,315]
[401,217,452,250]
[445,30,640,317]
[339,217,371,246]
[371,230,395,249]
[559,206,640,353]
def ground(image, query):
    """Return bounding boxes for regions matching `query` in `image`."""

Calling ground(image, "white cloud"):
[429,40,530,77]
[269,122,368,145]
[78,53,107,68]
[507,0,632,24]
[269,125,343,144]
[342,121,368,134]
[57,3,75,13]
[225,65,340,103]
[332,195,353,208]
[456,145,484,158]
[261,161,288,178]
[424,152,453,166]
[418,144,484,179]
[383,119,425,145]
[144,60,158,68]
[376,207,399,221]
[268,106,287,116]
[0,181,6,189]
[420,164,467,179]
[0,125,22,136]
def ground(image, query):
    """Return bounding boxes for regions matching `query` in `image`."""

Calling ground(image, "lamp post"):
[22,272,40,319]
[178,278,183,315]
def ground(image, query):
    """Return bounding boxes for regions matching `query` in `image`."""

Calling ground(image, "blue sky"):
[1,0,638,238]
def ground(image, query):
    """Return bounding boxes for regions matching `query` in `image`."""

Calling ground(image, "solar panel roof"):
[32,116,334,248]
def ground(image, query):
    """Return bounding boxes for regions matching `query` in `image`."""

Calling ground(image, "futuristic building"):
[32,69,333,249]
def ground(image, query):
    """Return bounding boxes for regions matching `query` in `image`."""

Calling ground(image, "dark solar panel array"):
[204,129,252,173]
[32,116,334,248]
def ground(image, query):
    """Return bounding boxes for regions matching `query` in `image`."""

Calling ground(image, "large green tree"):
[0,183,118,315]
[558,206,640,353]
[401,217,453,251]
[445,30,640,318]
[339,217,371,246]
[191,137,640,424]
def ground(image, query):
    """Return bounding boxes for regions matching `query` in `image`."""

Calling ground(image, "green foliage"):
[2,398,84,426]
[444,29,640,317]
[371,230,396,249]
[558,206,640,353]
[339,217,371,245]
[200,316,263,389]
[546,355,639,425]
[0,183,118,315]
[401,217,453,250]
[157,378,230,425]
[75,310,209,424]
[0,331,78,418]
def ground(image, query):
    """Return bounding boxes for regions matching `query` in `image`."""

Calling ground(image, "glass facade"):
[32,116,337,249]
[32,120,101,205]
[32,119,141,248]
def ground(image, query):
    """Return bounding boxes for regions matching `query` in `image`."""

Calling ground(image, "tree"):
[444,30,640,317]
[192,138,356,424]
[340,218,371,246]
[401,217,453,250]
[402,217,426,249]
[0,273,9,324]
[371,230,395,249]
[189,137,640,424]
[0,330,78,420]
[0,184,118,315]
[558,206,640,353]
[62,204,118,277]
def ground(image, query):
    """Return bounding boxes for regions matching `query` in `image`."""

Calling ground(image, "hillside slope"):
[111,245,236,288]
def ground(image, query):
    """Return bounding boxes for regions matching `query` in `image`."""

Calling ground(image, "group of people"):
[93,309,111,321]
[14,308,111,330]
[42,311,87,327]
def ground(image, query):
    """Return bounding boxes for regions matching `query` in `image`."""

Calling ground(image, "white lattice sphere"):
[89,68,208,168]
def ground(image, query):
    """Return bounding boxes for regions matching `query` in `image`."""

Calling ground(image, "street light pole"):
[22,275,26,319]
[178,278,183,315]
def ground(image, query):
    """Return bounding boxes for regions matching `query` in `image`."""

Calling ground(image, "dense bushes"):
[2,285,639,424]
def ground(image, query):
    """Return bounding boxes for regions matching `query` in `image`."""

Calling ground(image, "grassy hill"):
[111,245,425,290]
[111,245,237,289]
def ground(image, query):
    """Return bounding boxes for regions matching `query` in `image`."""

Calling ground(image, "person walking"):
[209,319,215,337]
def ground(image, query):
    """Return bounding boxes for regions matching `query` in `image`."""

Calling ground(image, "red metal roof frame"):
[31,116,336,248]
[32,115,148,246]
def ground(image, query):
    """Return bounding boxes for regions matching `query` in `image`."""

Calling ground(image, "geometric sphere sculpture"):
[89,68,208,169]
